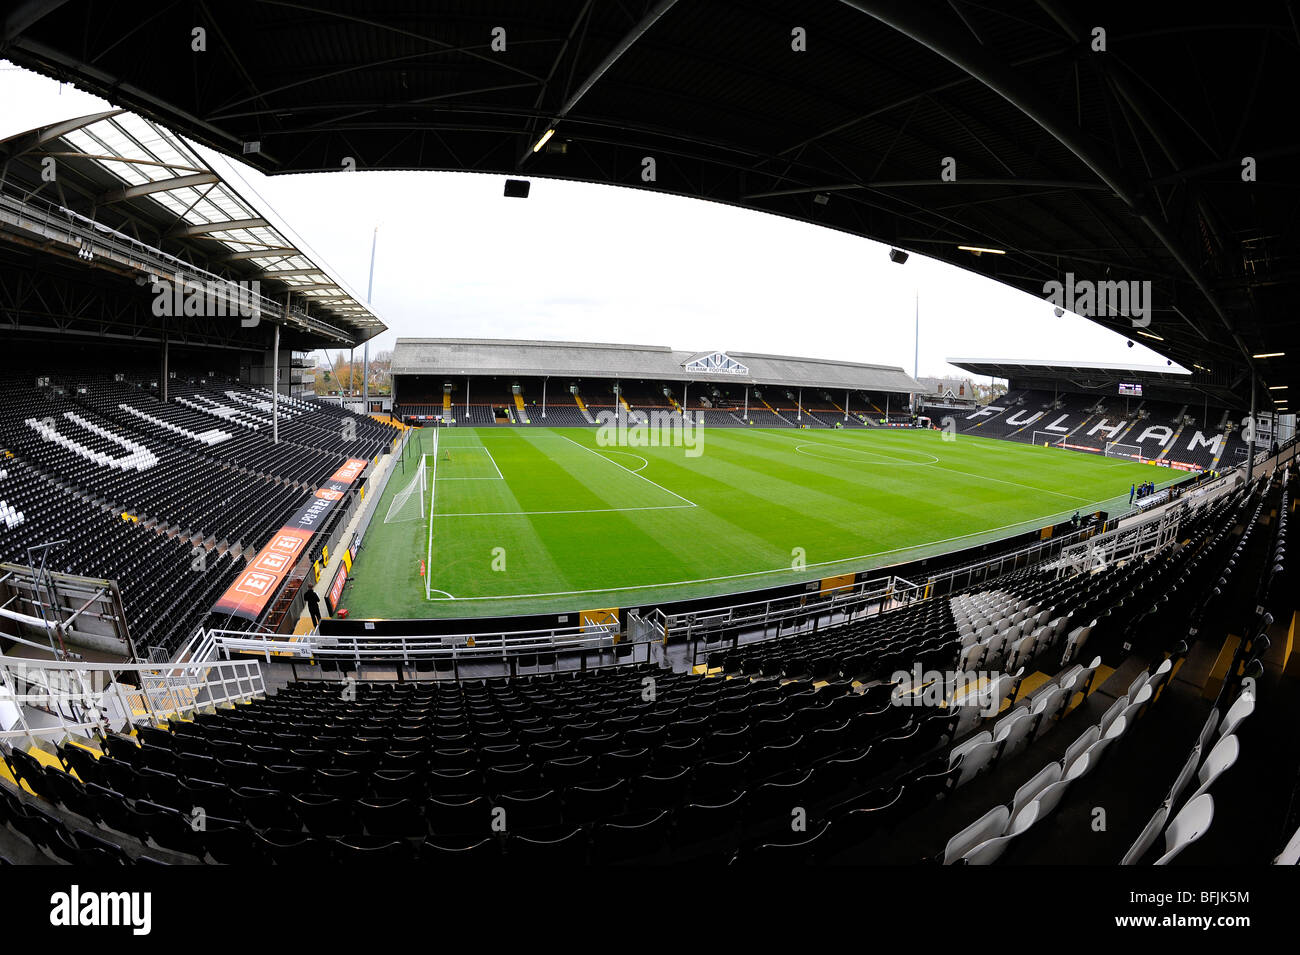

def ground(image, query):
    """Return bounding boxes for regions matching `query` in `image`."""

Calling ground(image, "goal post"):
[1104,441,1144,462]
[384,454,427,523]
[1031,431,1066,448]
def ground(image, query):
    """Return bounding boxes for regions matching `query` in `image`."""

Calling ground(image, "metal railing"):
[675,506,1197,668]
[675,578,943,671]
[668,519,1107,650]
[668,578,898,655]
[1047,505,1184,577]
[206,619,657,678]
[0,654,264,746]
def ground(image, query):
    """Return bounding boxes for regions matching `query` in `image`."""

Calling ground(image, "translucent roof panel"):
[43,109,383,338]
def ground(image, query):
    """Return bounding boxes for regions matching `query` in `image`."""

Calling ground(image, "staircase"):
[760,396,797,426]
[513,393,529,424]
[1209,424,1233,470]
[1006,407,1054,440]
[1155,408,1190,462]
[574,393,596,424]
[1059,413,1098,446]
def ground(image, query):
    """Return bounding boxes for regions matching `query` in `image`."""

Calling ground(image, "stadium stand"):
[3,461,1282,866]
[1,6,1296,884]
[929,387,1251,473]
[0,370,395,656]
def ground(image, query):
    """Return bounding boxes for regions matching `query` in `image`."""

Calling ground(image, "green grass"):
[343,426,1171,619]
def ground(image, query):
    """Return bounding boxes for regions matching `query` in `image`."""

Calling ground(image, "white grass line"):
[794,442,939,466]
[425,430,438,601]
[595,449,650,472]
[924,461,1097,504]
[437,445,506,480]
[435,503,697,518]
[423,495,1117,602]
[557,434,696,507]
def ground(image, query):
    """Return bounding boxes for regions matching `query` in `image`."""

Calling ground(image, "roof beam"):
[2,0,71,44]
[98,172,219,203]
[0,109,124,159]
[745,179,1110,200]
[224,247,299,261]
[5,37,259,161]
[170,217,270,236]
[259,268,323,278]
[837,0,1255,372]
[519,0,681,165]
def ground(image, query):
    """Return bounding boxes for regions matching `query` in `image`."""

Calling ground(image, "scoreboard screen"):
[1118,382,1143,397]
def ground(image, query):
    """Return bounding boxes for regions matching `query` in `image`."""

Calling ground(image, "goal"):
[1031,431,1066,448]
[384,455,427,522]
[1104,441,1144,462]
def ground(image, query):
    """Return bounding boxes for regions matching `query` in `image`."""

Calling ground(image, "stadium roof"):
[947,357,1251,406]
[392,338,922,393]
[0,109,384,345]
[950,358,1191,379]
[4,2,1297,397]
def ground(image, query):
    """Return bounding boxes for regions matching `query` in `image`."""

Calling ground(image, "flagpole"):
[363,225,378,409]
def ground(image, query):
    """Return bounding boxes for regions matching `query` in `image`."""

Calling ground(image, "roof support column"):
[160,326,169,403]
[274,294,288,445]
[1248,371,1256,482]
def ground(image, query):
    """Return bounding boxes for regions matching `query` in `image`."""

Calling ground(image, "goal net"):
[1031,431,1066,448]
[384,455,427,523]
[1104,441,1144,462]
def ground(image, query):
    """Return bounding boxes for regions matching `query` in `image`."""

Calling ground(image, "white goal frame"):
[1104,441,1144,462]
[1031,430,1066,448]
[384,454,428,523]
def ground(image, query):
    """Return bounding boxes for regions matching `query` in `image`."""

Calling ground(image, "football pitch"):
[343,426,1172,619]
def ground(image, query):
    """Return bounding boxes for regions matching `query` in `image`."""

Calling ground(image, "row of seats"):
[943,655,1176,864]
[0,458,243,655]
[0,471,1263,865]
[1121,470,1284,863]
[72,378,348,488]
[0,381,311,549]
[940,477,1271,865]
[0,371,396,654]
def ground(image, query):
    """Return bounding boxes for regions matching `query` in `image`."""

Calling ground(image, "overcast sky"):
[1,63,1179,381]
